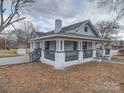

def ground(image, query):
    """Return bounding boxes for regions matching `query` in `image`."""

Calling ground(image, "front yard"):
[0,49,30,58]
[0,49,18,58]
[0,61,124,93]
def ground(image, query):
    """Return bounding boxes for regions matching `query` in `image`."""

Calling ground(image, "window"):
[83,42,87,50]
[84,26,88,32]
[45,41,49,49]
[73,42,77,50]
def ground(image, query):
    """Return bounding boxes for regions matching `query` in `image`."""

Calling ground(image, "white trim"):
[30,34,111,42]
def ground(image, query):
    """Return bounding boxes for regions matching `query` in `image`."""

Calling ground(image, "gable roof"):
[60,20,89,33]
[32,20,99,38]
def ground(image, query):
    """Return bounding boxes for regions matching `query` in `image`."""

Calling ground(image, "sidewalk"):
[0,55,29,66]
[109,60,124,65]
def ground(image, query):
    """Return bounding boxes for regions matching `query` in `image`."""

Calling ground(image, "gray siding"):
[76,24,95,36]
[65,24,96,37]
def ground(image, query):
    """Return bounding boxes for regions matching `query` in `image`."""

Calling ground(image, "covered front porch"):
[30,38,111,68]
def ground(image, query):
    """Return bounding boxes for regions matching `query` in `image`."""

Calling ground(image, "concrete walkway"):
[0,55,29,66]
[109,61,124,65]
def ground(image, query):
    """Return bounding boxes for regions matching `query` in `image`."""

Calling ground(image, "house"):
[29,19,111,68]
[111,40,124,50]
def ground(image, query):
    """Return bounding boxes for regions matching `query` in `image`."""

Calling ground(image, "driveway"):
[0,55,29,66]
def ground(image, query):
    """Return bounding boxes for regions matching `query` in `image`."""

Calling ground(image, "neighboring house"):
[29,19,111,68]
[111,40,124,50]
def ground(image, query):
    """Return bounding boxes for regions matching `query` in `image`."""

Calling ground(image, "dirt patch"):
[0,62,124,93]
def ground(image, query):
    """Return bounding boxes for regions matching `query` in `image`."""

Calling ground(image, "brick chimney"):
[54,19,62,33]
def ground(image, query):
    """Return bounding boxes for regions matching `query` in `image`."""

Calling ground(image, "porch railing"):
[29,48,41,62]
[105,48,110,55]
[65,51,78,62]
[83,49,93,58]
[44,50,55,61]
[96,49,104,57]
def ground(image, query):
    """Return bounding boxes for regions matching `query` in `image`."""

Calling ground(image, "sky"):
[22,0,121,32]
[4,0,124,36]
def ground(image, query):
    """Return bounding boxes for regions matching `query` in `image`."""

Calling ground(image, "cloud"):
[30,0,84,19]
[7,0,122,32]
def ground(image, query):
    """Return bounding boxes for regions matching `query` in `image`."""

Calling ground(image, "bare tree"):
[96,21,119,39]
[97,0,124,20]
[12,29,27,48]
[21,21,35,50]
[0,0,35,33]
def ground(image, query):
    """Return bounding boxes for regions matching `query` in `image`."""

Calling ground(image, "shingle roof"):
[35,32,47,37]
[60,20,89,33]
[33,20,99,37]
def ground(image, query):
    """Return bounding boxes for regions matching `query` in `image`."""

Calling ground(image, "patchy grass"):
[0,48,30,58]
[0,49,18,58]
[0,61,124,93]
[112,55,124,62]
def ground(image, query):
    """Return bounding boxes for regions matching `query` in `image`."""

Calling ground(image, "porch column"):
[93,42,96,58]
[39,42,42,57]
[41,41,45,59]
[30,42,33,52]
[103,42,106,56]
[40,42,42,48]
[31,42,36,51]
[33,42,37,49]
[78,41,83,62]
[106,43,112,60]
[55,40,65,68]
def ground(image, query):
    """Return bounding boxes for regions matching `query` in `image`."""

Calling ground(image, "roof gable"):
[62,20,99,37]
[30,32,37,39]
[87,21,99,37]
[30,20,99,38]
[60,20,89,33]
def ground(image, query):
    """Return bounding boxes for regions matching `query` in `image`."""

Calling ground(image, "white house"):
[29,19,111,69]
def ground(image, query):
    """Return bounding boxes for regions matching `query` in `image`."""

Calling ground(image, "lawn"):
[0,49,18,58]
[0,49,30,58]
[0,62,124,93]
[112,55,124,62]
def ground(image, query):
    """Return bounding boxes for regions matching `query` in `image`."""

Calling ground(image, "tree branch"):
[0,0,35,33]
[0,0,4,26]
[3,17,26,30]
